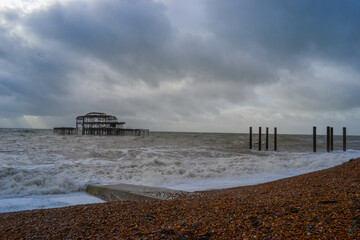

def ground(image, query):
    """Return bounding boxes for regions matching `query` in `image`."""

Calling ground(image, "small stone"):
[307,224,315,231]
[252,221,259,227]
[289,207,299,213]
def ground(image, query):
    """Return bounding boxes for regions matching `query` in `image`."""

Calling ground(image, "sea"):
[1,128,359,213]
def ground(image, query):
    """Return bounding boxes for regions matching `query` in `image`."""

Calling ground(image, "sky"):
[0,0,359,134]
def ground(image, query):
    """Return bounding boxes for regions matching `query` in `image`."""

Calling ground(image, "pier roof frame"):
[76,112,125,126]
[76,112,118,120]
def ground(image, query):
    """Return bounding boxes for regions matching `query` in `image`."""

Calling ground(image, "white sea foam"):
[0,192,105,213]
[0,129,359,212]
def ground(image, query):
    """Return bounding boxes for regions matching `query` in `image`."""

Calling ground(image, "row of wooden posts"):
[249,127,277,151]
[313,126,347,152]
[249,126,347,152]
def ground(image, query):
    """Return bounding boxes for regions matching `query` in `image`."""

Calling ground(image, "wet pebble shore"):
[1,158,360,239]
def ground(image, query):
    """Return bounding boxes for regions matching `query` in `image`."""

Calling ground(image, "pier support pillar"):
[258,127,262,151]
[343,127,347,152]
[313,126,316,152]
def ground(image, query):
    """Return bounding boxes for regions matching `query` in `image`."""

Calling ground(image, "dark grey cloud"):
[27,1,171,53]
[0,0,359,133]
[25,0,178,85]
[0,23,79,117]
[206,0,360,64]
[204,0,360,111]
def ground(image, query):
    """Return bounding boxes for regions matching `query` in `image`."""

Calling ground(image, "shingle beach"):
[1,158,359,239]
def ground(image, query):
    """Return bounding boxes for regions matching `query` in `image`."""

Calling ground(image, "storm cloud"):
[0,0,359,133]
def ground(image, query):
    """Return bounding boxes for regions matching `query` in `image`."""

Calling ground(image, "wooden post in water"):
[266,127,269,150]
[274,127,277,151]
[258,127,262,151]
[326,126,330,152]
[343,127,347,152]
[330,127,334,152]
[249,127,253,149]
[313,126,316,152]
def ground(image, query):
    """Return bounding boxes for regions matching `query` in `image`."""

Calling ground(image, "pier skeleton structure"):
[54,112,149,136]
[76,112,125,135]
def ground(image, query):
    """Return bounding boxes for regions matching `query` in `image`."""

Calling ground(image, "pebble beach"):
[1,158,359,239]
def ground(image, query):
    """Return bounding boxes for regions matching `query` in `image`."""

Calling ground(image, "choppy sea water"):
[1,128,359,213]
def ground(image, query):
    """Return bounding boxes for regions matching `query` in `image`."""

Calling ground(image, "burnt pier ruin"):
[54,112,149,136]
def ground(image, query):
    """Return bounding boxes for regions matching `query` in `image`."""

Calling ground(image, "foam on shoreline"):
[0,192,104,213]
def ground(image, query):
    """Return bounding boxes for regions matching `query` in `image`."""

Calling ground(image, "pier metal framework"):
[54,112,149,136]
[76,112,125,135]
